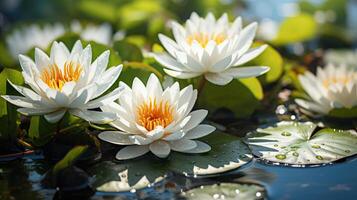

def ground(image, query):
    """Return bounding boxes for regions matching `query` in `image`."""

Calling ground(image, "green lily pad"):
[198,77,263,119]
[88,132,252,192]
[0,68,24,141]
[181,183,266,200]
[246,121,357,165]
[272,14,317,45]
[327,106,357,118]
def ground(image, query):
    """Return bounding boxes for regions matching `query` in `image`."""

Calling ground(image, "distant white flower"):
[296,64,357,115]
[154,12,269,85]
[324,49,357,69]
[2,40,123,123]
[71,21,125,46]
[98,74,215,160]
[257,19,279,41]
[6,23,65,59]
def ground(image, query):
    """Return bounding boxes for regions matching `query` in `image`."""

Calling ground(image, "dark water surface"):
[1,153,356,200]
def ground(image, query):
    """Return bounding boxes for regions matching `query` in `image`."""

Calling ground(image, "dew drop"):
[345,150,351,153]
[316,155,323,160]
[213,193,220,199]
[311,144,321,149]
[292,152,299,157]
[274,144,278,147]
[130,188,136,193]
[275,154,286,160]
[256,192,262,197]
[281,131,292,136]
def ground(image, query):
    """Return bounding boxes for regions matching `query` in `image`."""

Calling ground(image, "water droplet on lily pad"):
[316,155,323,160]
[281,131,292,136]
[311,144,321,149]
[275,154,286,160]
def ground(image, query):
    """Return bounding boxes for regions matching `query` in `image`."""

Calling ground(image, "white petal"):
[234,45,267,66]
[7,81,41,101]
[149,140,171,158]
[163,129,185,141]
[184,124,215,139]
[116,145,150,160]
[181,141,211,153]
[2,95,38,108]
[183,110,208,132]
[85,86,124,109]
[164,69,202,79]
[17,107,57,116]
[35,48,51,72]
[154,53,187,72]
[169,139,197,152]
[146,73,163,98]
[225,66,270,79]
[129,135,153,145]
[61,81,76,96]
[204,73,233,85]
[98,131,134,145]
[70,109,117,124]
[146,126,165,141]
[44,109,66,123]
[91,65,122,99]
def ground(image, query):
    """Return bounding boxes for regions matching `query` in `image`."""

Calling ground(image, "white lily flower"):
[154,12,270,85]
[71,21,125,46]
[296,64,357,115]
[2,40,123,124]
[98,74,216,160]
[6,23,65,59]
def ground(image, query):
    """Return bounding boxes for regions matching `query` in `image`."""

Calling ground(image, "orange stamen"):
[137,98,174,131]
[41,62,82,90]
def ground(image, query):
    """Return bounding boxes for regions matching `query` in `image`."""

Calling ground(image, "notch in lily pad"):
[246,121,357,166]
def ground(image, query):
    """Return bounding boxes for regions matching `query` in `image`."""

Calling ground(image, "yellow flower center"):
[137,98,174,131]
[41,62,82,91]
[322,75,355,88]
[186,32,226,47]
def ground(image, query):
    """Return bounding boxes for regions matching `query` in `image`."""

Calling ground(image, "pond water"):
[1,153,356,199]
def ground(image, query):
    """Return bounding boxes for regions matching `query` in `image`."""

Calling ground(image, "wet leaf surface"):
[246,121,357,165]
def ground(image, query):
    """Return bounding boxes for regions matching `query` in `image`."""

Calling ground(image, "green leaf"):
[272,14,317,45]
[53,145,88,174]
[0,42,16,68]
[328,106,357,118]
[28,116,56,146]
[120,62,163,85]
[89,132,252,192]
[54,32,81,48]
[78,0,117,22]
[117,0,162,30]
[247,43,283,84]
[181,183,266,200]
[113,41,143,62]
[85,41,122,67]
[246,121,357,165]
[198,77,263,118]
[0,69,24,141]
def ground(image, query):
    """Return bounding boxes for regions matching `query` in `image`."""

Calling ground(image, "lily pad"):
[88,132,252,192]
[246,121,357,165]
[181,183,266,200]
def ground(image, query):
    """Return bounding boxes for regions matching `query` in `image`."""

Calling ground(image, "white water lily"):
[296,64,357,115]
[2,40,123,123]
[98,74,216,160]
[6,23,65,59]
[71,21,125,46]
[154,12,270,85]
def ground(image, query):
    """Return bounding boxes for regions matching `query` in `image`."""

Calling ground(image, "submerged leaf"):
[246,121,357,165]
[53,145,88,174]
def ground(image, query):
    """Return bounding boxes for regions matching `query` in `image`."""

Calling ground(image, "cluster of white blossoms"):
[2,12,285,159]
[155,12,269,85]
[6,23,65,59]
[6,22,125,61]
[296,64,357,115]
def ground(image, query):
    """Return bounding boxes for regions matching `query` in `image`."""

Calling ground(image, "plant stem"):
[56,117,64,135]
[197,76,207,98]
